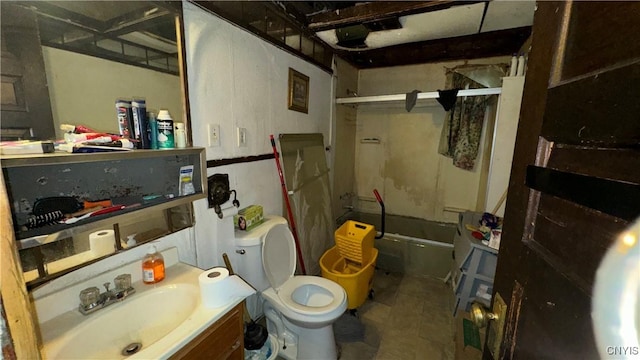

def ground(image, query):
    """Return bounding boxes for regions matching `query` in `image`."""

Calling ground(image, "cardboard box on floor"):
[454,311,484,360]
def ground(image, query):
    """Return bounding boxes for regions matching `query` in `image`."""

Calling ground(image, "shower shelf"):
[451,211,498,316]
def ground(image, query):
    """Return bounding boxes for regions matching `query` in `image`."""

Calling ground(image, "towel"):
[437,89,459,111]
[405,90,421,112]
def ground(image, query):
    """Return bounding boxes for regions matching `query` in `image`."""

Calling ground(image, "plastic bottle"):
[142,245,165,284]
[126,234,137,248]
[115,99,135,139]
[131,98,148,149]
[148,112,159,149]
[175,122,187,148]
[156,110,174,149]
[509,54,517,77]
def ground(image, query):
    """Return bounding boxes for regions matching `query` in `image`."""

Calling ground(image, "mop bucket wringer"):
[320,220,377,309]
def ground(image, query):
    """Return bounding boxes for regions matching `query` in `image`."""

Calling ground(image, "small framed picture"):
[288,68,309,114]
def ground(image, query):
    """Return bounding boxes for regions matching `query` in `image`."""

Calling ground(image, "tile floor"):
[335,269,457,360]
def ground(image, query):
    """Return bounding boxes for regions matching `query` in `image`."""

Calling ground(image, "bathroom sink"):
[44,284,199,359]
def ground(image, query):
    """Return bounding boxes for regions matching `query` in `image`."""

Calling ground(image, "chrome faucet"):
[78,274,136,315]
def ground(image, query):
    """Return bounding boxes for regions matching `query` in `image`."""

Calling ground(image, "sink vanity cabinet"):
[1,148,206,286]
[36,249,255,360]
[170,302,244,360]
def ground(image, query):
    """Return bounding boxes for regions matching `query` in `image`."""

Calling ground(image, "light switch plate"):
[236,127,247,147]
[208,124,220,147]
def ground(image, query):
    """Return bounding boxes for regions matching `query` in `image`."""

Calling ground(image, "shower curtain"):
[438,70,495,170]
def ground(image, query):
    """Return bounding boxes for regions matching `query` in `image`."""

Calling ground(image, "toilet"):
[234,216,347,360]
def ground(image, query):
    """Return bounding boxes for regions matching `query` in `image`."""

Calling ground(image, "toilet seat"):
[278,276,346,316]
[262,224,297,291]
[262,224,346,316]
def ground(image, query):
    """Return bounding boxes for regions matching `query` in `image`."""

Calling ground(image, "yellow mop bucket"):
[334,220,375,264]
[321,220,378,310]
[320,246,378,309]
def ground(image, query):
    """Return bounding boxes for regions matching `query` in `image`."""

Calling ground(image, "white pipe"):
[335,87,502,104]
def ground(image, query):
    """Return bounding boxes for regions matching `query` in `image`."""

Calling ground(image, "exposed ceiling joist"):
[340,25,531,68]
[308,1,486,32]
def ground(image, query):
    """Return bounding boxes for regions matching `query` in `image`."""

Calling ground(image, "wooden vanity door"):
[169,302,244,360]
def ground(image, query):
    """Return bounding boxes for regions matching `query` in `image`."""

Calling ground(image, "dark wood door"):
[1,3,55,140]
[489,2,640,359]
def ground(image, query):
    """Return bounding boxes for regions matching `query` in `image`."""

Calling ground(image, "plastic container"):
[131,98,148,149]
[148,112,159,149]
[175,122,187,148]
[156,110,174,149]
[334,220,375,264]
[320,246,378,309]
[115,99,134,138]
[142,245,165,284]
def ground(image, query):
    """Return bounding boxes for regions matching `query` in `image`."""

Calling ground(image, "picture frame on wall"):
[288,68,309,114]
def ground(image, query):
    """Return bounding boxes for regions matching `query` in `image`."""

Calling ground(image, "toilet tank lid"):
[233,215,288,247]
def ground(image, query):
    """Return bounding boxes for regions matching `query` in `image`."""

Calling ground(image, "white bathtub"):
[338,212,455,279]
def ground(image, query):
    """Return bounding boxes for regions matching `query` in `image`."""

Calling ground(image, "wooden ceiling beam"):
[308,1,486,32]
[338,26,531,69]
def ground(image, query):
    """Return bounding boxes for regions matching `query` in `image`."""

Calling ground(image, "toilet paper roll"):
[89,230,115,257]
[218,204,238,219]
[199,267,256,309]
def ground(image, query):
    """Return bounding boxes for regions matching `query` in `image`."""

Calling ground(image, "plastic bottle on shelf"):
[126,234,137,248]
[509,54,517,77]
[175,122,187,148]
[142,245,165,284]
[156,110,174,149]
[148,111,159,149]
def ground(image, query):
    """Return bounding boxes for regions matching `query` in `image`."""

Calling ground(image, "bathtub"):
[337,212,455,279]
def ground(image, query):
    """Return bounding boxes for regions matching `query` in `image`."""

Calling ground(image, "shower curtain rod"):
[335,87,502,104]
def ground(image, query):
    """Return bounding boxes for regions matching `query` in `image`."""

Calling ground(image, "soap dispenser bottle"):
[142,245,165,284]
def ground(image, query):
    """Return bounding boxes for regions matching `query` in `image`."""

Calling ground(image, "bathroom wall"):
[331,57,359,220]
[42,47,183,138]
[354,56,509,223]
[182,3,333,270]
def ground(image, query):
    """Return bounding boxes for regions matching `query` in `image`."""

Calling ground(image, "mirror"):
[0,1,194,288]
[20,204,194,288]
[0,1,188,141]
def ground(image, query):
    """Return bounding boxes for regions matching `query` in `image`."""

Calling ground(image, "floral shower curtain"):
[438,71,494,170]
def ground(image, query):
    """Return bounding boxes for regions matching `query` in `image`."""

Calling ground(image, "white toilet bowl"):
[263,276,347,328]
[233,216,347,360]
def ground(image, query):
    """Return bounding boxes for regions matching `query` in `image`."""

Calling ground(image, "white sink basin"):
[37,253,255,360]
[45,284,199,359]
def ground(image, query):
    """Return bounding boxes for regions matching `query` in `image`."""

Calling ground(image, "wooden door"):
[489,2,640,359]
[1,3,55,140]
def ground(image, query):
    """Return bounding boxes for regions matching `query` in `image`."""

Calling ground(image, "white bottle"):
[517,55,526,76]
[509,55,518,77]
[175,122,187,148]
[156,110,174,149]
[126,234,137,248]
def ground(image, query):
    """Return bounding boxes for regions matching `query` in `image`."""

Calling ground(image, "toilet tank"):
[234,215,288,292]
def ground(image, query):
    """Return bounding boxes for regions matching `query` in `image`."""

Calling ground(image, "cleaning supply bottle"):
[142,245,165,284]
[175,122,187,148]
[156,110,174,149]
[148,111,159,149]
